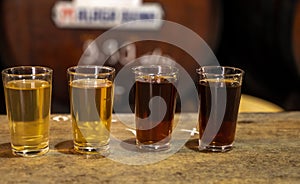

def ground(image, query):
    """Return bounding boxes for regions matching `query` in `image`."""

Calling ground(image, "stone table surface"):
[0,112,299,184]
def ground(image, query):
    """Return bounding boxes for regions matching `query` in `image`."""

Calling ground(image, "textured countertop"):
[0,112,299,184]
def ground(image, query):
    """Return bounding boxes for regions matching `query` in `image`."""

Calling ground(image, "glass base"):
[136,141,170,151]
[12,146,49,157]
[74,144,110,156]
[198,143,233,152]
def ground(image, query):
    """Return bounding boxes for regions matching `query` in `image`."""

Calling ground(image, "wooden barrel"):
[216,0,300,110]
[0,0,223,113]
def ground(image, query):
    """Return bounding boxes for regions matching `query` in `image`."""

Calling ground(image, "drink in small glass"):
[132,65,178,151]
[2,66,52,157]
[197,66,244,152]
[67,65,115,156]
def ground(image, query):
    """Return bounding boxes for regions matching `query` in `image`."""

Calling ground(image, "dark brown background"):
[0,0,299,113]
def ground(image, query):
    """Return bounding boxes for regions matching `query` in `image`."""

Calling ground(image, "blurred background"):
[0,0,299,114]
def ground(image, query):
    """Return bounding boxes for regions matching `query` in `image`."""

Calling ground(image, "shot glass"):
[67,65,115,156]
[197,66,244,152]
[132,65,178,151]
[2,66,52,157]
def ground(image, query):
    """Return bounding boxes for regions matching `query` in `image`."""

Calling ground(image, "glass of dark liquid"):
[197,66,244,152]
[132,65,178,151]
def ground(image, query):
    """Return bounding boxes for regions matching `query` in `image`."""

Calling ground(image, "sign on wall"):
[52,0,164,30]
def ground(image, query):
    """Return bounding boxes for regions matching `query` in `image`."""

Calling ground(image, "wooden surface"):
[0,112,299,183]
[239,94,284,112]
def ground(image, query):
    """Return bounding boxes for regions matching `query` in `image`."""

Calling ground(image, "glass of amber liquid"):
[197,66,245,152]
[132,65,178,151]
[67,65,115,156]
[2,66,52,157]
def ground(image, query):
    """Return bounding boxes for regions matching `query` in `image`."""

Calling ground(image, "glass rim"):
[2,66,53,77]
[67,65,115,77]
[132,65,179,76]
[196,66,245,77]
